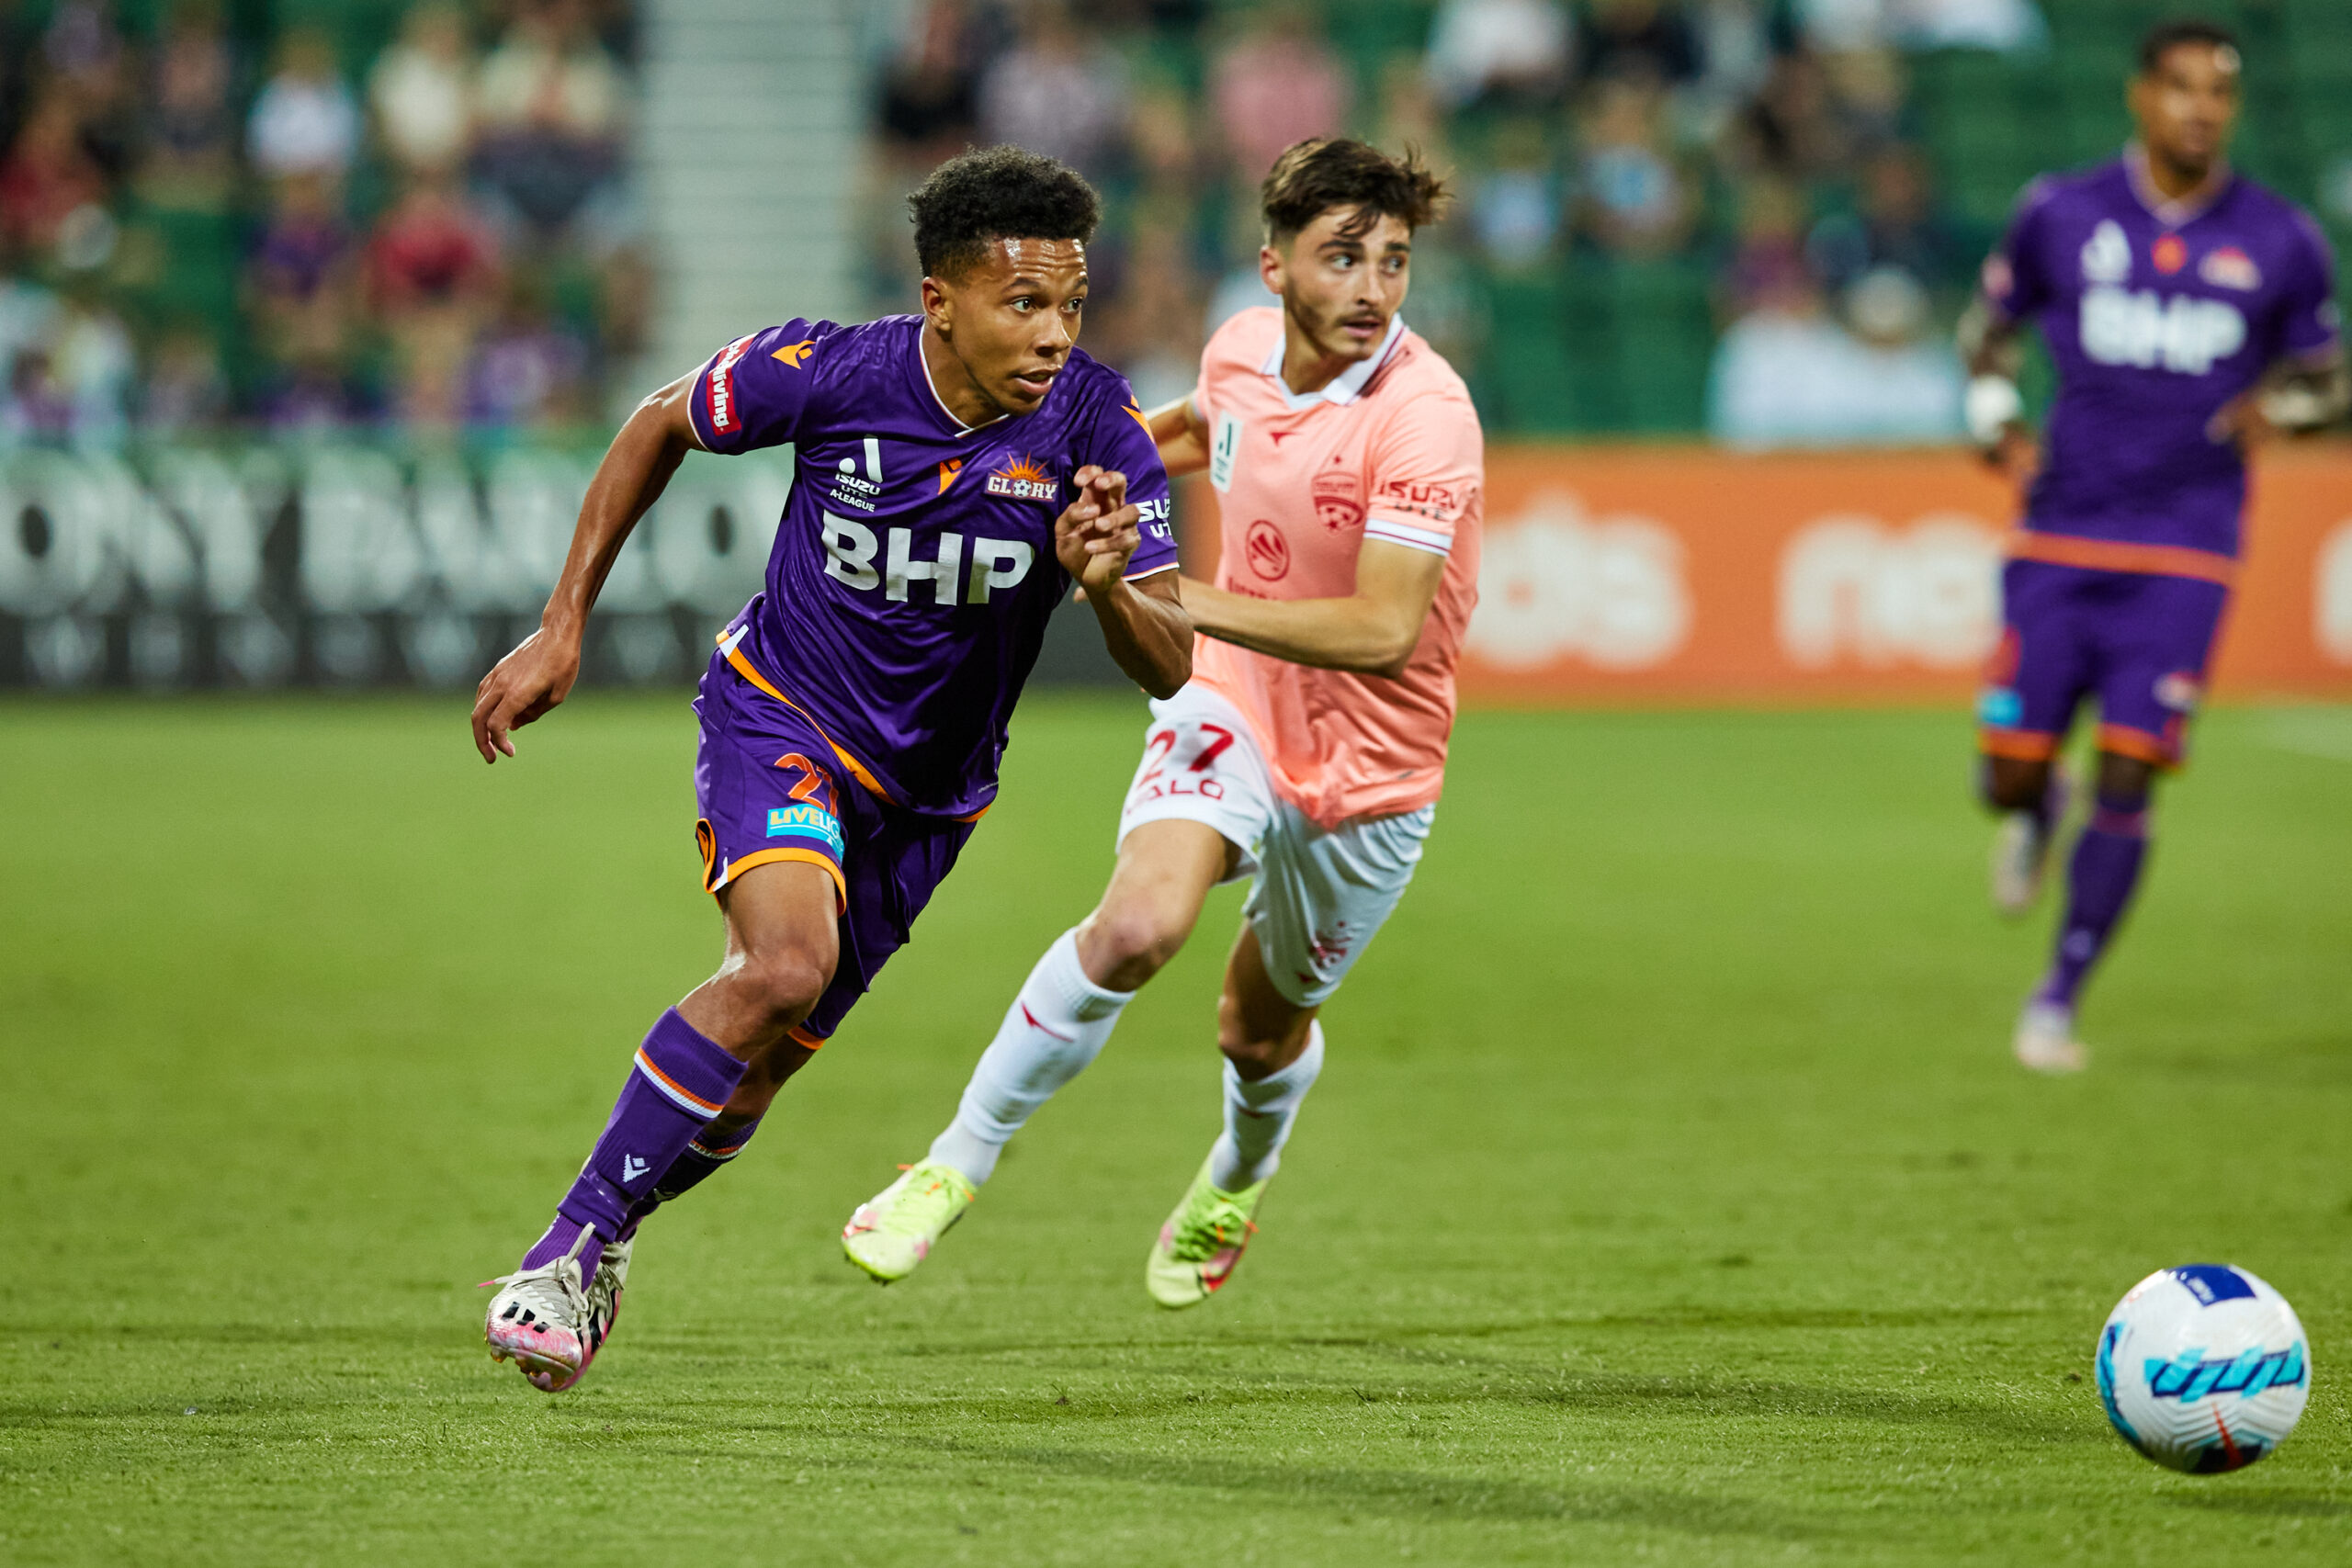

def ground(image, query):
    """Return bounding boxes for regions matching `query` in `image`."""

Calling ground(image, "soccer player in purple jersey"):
[1957,19,2347,1073]
[465,147,1192,1393]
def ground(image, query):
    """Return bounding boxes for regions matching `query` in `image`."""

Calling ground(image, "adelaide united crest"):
[1310,465,1364,532]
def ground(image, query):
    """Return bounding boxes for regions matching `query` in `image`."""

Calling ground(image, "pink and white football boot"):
[482,1227,625,1393]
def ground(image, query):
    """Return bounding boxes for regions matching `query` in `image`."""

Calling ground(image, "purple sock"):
[2036,795,2150,1010]
[519,1009,747,1278]
[616,1117,765,1241]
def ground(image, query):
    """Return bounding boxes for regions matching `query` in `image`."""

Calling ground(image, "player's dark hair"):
[907,145,1101,280]
[1260,138,1452,247]
[2139,17,2240,77]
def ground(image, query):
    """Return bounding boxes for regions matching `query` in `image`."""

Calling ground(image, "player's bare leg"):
[1146,920,1322,1308]
[842,820,1236,1281]
[486,860,835,1389]
[1982,752,2071,918]
[1072,818,1240,989]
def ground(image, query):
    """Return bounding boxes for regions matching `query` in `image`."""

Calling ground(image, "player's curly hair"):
[1261,139,1451,247]
[2139,17,2239,76]
[907,146,1102,280]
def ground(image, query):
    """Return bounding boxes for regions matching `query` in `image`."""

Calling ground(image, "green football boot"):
[842,1160,977,1282]
[1146,1154,1268,1309]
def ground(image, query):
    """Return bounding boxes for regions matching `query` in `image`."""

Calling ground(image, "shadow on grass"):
[1042,1371,2090,1443]
[1535,1374,2088,1443]
[4,1322,456,1349]
[850,1303,2048,1362]
[933,1442,1841,1542]
[2165,1492,2352,1518]
[582,1356,2089,1454]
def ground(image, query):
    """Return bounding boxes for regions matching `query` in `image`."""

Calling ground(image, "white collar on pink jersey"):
[1258,313,1407,410]
[2123,141,2233,229]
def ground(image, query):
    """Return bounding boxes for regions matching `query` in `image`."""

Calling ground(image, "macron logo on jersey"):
[772,339,816,367]
[707,335,755,434]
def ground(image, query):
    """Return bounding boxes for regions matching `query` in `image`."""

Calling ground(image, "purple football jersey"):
[686,314,1178,818]
[1983,152,2339,559]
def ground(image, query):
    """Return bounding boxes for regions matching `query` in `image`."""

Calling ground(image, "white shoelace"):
[489,1228,593,1328]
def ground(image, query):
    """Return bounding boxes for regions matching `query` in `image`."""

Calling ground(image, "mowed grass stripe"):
[1,695,2346,1565]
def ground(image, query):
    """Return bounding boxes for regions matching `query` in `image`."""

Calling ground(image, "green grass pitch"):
[3,693,2348,1565]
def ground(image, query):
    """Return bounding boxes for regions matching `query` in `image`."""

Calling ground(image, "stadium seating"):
[1463,1,2352,434]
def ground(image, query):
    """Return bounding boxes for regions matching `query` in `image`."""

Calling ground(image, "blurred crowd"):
[0,0,648,450]
[862,0,2052,445]
[1,0,2070,453]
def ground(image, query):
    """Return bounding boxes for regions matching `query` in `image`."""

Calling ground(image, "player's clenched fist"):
[470,628,582,762]
[1053,463,1142,592]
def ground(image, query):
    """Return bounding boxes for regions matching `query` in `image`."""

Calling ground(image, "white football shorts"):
[1116,682,1432,1007]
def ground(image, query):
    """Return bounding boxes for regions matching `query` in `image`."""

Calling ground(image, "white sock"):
[1208,1022,1324,1191]
[927,929,1133,1184]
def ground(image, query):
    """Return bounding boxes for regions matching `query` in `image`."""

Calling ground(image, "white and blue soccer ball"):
[2097,1264,2310,1473]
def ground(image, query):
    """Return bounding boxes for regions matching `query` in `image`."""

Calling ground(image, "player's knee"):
[734,944,834,1032]
[2095,752,2154,811]
[1080,901,1190,988]
[1981,756,2049,813]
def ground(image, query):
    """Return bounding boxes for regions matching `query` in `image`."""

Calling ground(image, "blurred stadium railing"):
[6,0,2352,693]
[0,441,785,687]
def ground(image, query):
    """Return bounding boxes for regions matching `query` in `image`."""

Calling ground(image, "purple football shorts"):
[693,637,976,1045]
[1977,558,2229,769]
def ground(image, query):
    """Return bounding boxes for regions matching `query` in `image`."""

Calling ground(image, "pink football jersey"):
[1191,308,1484,827]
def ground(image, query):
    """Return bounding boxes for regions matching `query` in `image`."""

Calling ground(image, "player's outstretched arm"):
[469,373,703,762]
[1145,394,1210,478]
[1055,465,1192,699]
[1182,538,1444,678]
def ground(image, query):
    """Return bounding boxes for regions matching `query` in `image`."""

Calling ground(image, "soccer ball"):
[2096,1264,2310,1473]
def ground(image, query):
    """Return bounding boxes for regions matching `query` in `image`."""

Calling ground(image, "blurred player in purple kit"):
[465,147,1191,1392]
[1959,19,2346,1072]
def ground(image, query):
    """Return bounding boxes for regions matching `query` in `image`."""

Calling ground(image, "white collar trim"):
[1259,314,1407,410]
[914,323,1010,435]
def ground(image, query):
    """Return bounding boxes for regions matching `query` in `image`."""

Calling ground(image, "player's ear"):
[921,275,954,337]
[1258,242,1285,299]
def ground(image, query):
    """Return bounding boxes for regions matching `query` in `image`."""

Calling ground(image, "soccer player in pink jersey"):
[841,139,1484,1306]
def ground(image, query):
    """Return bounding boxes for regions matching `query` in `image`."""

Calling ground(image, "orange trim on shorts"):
[2095,724,2174,767]
[696,818,721,889]
[2005,532,2237,585]
[708,847,848,911]
[786,1023,828,1051]
[717,630,897,804]
[1979,728,2062,761]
